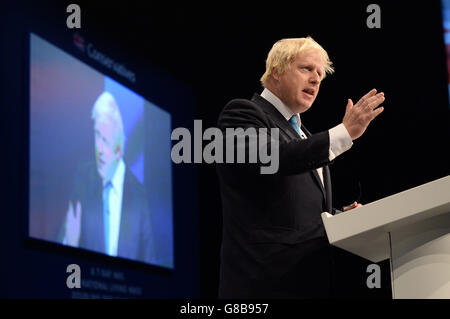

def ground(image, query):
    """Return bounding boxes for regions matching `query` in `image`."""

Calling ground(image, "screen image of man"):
[216,37,384,298]
[59,91,156,264]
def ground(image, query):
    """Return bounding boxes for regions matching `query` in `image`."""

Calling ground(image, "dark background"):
[1,0,449,299]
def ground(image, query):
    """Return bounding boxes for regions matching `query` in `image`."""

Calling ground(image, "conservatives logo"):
[72,32,136,83]
[73,32,85,52]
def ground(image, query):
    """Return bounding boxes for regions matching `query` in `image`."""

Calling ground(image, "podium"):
[321,175,450,299]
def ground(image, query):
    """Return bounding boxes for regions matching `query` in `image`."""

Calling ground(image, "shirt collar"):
[260,88,302,127]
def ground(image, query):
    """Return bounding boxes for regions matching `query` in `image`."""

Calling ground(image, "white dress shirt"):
[260,88,353,186]
[103,158,126,256]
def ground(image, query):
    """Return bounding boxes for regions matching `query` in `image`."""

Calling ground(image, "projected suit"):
[59,91,156,265]
[68,161,156,264]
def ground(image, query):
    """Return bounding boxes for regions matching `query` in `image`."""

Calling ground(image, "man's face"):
[94,117,120,181]
[275,50,324,114]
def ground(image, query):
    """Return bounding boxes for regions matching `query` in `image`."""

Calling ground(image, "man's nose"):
[309,73,320,85]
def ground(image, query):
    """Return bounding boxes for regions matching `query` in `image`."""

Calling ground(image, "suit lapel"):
[117,169,133,256]
[301,125,327,201]
[251,94,299,140]
[252,93,331,208]
[96,193,107,253]
[302,127,333,213]
[84,176,106,253]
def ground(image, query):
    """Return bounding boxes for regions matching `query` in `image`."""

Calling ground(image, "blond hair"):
[91,91,125,154]
[260,37,334,87]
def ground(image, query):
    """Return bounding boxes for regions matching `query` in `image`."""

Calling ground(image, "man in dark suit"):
[60,91,156,265]
[216,37,384,298]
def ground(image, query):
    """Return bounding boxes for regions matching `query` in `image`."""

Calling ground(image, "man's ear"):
[114,144,122,157]
[272,66,282,81]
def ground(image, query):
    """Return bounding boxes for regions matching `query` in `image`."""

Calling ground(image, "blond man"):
[216,37,384,298]
[61,92,156,265]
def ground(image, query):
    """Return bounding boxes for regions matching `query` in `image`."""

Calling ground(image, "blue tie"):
[289,115,302,138]
[103,182,113,255]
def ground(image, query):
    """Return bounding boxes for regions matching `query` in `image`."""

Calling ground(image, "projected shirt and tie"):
[102,159,125,257]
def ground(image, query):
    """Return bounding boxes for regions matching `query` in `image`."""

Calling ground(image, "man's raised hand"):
[343,89,385,140]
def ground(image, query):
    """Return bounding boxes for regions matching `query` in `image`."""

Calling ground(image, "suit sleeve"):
[217,99,332,176]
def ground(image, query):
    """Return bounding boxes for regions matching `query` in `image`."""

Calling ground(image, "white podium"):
[321,175,450,299]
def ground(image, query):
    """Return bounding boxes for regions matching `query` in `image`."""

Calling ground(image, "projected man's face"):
[94,117,120,181]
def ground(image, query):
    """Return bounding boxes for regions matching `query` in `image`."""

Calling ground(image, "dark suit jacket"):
[59,161,156,265]
[216,94,336,298]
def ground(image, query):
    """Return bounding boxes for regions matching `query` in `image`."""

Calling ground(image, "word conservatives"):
[86,43,136,83]
[171,120,280,174]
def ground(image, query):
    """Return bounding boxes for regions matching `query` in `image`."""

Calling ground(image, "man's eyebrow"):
[297,62,323,74]
[299,62,316,67]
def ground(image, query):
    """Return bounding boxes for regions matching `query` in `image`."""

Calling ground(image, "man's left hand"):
[343,201,363,212]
